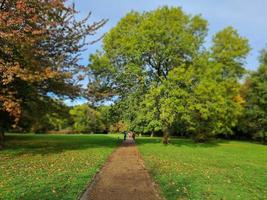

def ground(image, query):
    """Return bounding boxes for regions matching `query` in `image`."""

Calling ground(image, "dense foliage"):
[238,50,267,143]
[0,0,106,148]
[10,102,112,134]
[87,7,251,142]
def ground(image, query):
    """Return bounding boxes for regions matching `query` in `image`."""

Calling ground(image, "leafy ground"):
[0,134,120,200]
[136,137,267,200]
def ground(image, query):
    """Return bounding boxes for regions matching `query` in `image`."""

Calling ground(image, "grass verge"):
[136,137,267,200]
[0,134,120,200]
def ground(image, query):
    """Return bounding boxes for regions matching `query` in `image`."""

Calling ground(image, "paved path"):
[79,139,162,200]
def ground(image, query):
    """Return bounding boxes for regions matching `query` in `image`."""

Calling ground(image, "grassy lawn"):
[136,137,267,200]
[0,134,120,200]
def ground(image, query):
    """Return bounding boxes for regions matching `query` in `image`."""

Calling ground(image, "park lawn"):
[0,134,120,200]
[136,137,267,200]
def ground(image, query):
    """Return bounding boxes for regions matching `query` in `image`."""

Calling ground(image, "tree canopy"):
[0,0,106,148]
[87,6,250,142]
[238,50,267,143]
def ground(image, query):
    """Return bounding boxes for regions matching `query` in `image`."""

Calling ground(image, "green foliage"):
[211,27,250,79]
[137,137,267,199]
[159,61,244,139]
[239,49,267,143]
[18,99,71,133]
[0,134,119,200]
[10,102,114,134]
[97,105,113,133]
[69,104,105,133]
[88,53,116,104]
[99,6,208,91]
[87,7,250,140]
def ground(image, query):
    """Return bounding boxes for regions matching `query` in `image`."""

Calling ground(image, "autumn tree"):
[0,0,106,148]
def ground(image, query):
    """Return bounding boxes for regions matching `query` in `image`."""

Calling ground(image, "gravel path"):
[79,139,162,200]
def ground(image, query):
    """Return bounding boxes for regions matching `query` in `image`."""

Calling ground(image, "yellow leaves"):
[234,95,245,105]
[45,67,59,79]
[1,62,21,85]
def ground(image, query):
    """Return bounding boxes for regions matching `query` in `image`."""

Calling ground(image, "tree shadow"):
[3,134,122,156]
[135,136,230,148]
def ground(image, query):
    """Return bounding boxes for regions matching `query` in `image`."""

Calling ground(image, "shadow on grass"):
[135,136,230,148]
[3,134,122,156]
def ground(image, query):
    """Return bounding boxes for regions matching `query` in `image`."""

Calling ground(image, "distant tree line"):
[9,102,127,134]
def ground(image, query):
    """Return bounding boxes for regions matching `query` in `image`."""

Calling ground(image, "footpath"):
[79,139,162,200]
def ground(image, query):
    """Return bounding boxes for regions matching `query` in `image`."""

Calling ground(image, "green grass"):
[136,137,267,200]
[0,134,120,200]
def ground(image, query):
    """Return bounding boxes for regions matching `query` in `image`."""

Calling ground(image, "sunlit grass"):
[0,134,120,200]
[137,137,267,200]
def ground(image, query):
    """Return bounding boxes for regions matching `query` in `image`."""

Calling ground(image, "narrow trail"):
[79,139,162,200]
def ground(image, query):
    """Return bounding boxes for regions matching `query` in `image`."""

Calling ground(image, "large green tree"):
[88,7,208,136]
[87,7,250,142]
[88,7,208,100]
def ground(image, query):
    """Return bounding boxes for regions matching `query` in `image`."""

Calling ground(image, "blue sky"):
[66,0,267,105]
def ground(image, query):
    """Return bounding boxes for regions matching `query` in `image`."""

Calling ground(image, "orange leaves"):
[1,62,20,85]
[16,0,26,11]
[0,0,104,127]
[0,0,58,123]
[49,0,65,8]
[0,92,21,122]
[1,62,58,85]
[18,67,59,82]
[31,29,46,35]
[44,67,58,79]
[0,60,59,123]
[0,11,9,21]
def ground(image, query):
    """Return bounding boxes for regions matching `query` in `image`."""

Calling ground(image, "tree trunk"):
[262,132,266,145]
[0,129,4,150]
[162,129,169,145]
[150,131,154,137]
